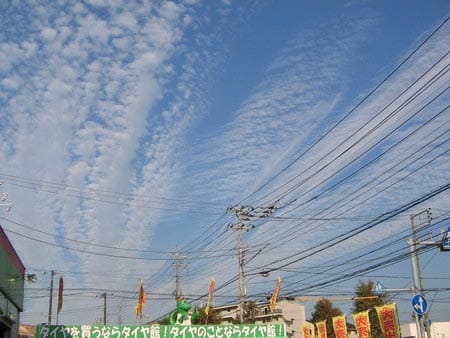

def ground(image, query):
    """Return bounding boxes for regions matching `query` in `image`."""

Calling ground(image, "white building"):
[401,322,450,338]
[214,299,312,338]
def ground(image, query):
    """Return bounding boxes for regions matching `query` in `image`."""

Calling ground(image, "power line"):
[238,16,450,205]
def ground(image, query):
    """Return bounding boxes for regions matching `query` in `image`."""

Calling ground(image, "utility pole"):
[117,299,124,325]
[175,247,181,298]
[228,204,277,323]
[97,292,111,325]
[103,293,107,325]
[47,270,55,324]
[174,247,188,300]
[409,208,432,338]
[229,205,255,323]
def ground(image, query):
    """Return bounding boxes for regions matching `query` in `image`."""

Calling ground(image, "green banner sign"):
[37,324,287,338]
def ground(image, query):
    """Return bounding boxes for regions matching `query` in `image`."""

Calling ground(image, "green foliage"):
[311,299,343,338]
[352,280,387,338]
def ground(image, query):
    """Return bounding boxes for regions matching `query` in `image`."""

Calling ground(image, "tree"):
[157,317,170,325]
[243,301,258,324]
[311,298,343,338]
[194,307,222,324]
[231,301,258,324]
[352,280,387,338]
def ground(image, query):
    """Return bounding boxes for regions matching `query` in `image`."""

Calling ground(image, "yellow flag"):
[353,311,371,338]
[375,303,401,338]
[332,315,348,338]
[302,325,311,338]
[316,320,327,338]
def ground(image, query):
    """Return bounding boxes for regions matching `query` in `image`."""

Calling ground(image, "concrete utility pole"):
[47,270,55,325]
[100,292,107,325]
[229,205,255,323]
[175,247,181,298]
[117,299,124,325]
[174,247,188,299]
[409,208,432,338]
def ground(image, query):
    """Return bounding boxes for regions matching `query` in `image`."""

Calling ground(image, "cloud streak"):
[0,1,448,325]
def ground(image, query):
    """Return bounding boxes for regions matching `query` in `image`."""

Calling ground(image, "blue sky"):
[0,0,449,327]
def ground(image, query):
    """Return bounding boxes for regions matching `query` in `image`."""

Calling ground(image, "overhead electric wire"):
[238,16,450,206]
[1,224,238,261]
[0,172,224,209]
[233,59,449,252]
[254,115,449,248]
[3,178,222,215]
[281,216,449,294]
[0,215,238,256]
[250,184,450,275]
[250,133,448,256]
[253,61,449,209]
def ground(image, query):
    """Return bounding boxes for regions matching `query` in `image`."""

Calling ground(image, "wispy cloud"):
[0,1,448,325]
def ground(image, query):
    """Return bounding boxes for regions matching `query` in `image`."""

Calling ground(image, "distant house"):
[214,299,312,338]
[19,324,35,338]
[401,322,450,338]
[0,225,26,338]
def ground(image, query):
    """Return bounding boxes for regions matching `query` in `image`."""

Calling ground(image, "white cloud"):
[1,75,21,90]
[41,27,58,41]
[111,36,132,51]
[79,14,111,44]
[158,1,184,22]
[0,42,22,72]
[1,0,448,325]
[142,19,181,48]
[115,11,138,31]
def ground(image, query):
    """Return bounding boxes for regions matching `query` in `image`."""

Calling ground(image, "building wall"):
[276,300,307,338]
[215,300,311,338]
[401,322,450,338]
[0,225,25,338]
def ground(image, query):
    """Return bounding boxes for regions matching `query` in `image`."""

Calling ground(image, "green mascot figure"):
[169,296,200,325]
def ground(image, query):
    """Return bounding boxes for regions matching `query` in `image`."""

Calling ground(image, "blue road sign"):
[412,294,428,315]
[373,281,386,296]
[442,227,450,251]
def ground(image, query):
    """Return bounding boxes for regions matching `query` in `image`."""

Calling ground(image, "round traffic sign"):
[411,294,428,315]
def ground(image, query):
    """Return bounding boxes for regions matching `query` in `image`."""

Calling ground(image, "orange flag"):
[57,275,63,314]
[269,277,281,313]
[135,278,146,317]
[205,277,215,316]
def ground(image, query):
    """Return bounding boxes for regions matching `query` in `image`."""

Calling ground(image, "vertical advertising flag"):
[353,311,371,338]
[269,277,281,313]
[375,304,401,338]
[316,320,327,338]
[135,278,146,318]
[205,277,215,316]
[332,315,348,338]
[302,325,311,338]
[57,275,63,314]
